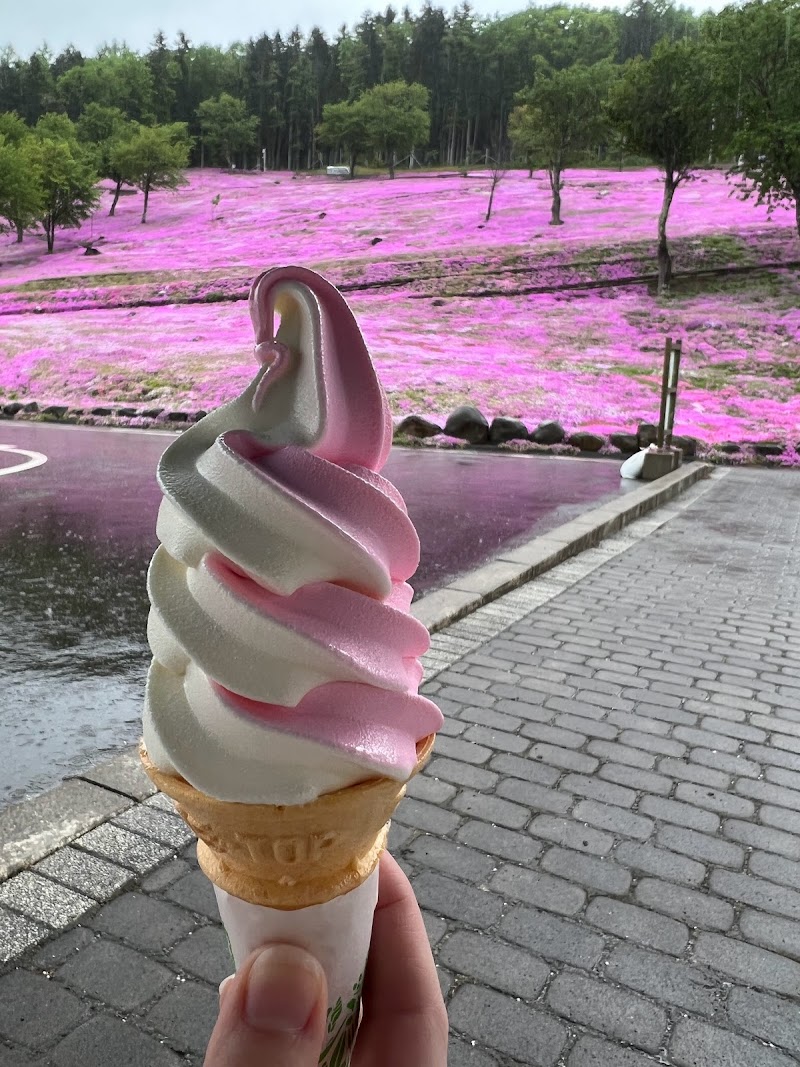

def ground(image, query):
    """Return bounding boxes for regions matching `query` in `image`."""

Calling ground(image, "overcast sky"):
[7,0,722,58]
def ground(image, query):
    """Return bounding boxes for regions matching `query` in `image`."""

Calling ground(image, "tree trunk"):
[109,179,123,216]
[141,181,150,224]
[287,117,293,171]
[486,177,499,222]
[548,166,563,225]
[45,216,54,253]
[657,177,676,294]
[15,220,23,243]
[388,151,395,179]
[795,190,800,240]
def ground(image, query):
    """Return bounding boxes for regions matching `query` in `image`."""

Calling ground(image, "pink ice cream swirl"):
[143,266,442,804]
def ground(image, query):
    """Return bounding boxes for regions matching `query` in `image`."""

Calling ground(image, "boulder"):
[716,442,741,454]
[191,410,209,422]
[637,422,659,448]
[751,441,784,457]
[671,435,701,457]
[609,432,638,454]
[530,420,565,445]
[395,415,442,439]
[142,408,165,419]
[167,411,189,423]
[444,405,489,445]
[568,431,605,452]
[489,417,529,444]
[90,406,113,416]
[370,237,383,246]
[116,407,138,418]
[42,405,68,418]
[3,403,23,417]
[22,401,39,413]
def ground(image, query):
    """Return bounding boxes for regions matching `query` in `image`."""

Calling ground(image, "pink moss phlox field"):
[1,167,798,458]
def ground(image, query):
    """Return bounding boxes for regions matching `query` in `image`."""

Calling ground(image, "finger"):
[354,852,449,1067]
[204,943,327,1067]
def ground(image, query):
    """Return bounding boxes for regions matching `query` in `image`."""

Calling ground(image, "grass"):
[1,166,798,452]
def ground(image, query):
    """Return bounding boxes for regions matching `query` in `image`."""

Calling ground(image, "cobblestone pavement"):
[1,467,800,1066]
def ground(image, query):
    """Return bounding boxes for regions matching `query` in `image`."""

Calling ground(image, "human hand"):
[204,851,449,1066]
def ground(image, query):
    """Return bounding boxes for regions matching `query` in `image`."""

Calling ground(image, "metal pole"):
[665,339,682,448]
[657,337,682,449]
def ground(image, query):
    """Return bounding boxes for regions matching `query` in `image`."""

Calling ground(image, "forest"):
[0,1,728,170]
[0,0,797,287]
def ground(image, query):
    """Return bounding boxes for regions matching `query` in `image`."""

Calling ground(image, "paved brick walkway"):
[1,467,800,1066]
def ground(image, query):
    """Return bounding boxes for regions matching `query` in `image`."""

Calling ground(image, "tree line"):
[0,1,703,171]
[0,0,797,290]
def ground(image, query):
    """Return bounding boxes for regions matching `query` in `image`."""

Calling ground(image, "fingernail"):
[245,945,322,1034]
[219,975,233,1001]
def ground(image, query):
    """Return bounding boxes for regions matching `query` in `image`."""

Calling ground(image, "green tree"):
[18,49,54,123]
[510,60,614,225]
[316,99,369,175]
[0,110,30,145]
[147,32,177,123]
[56,50,154,122]
[77,103,137,215]
[35,111,79,145]
[197,93,258,167]
[0,134,42,241]
[27,133,99,252]
[111,122,190,223]
[708,0,800,238]
[608,39,715,292]
[358,80,430,177]
[508,103,538,177]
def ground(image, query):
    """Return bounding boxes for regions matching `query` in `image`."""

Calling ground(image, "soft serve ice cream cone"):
[140,266,442,1065]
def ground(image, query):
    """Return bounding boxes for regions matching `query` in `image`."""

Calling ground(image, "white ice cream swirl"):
[143,267,442,803]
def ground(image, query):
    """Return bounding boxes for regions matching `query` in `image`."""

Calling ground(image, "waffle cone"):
[139,736,434,909]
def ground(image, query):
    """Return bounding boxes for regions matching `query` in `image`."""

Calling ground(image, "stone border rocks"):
[2,402,796,465]
[394,408,798,466]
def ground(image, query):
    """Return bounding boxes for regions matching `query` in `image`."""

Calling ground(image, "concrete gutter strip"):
[0,462,709,882]
[0,775,140,882]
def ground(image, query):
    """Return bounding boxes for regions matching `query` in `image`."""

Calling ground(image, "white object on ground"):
[620,445,655,480]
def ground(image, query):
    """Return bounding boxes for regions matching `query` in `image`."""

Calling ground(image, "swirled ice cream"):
[143,266,442,804]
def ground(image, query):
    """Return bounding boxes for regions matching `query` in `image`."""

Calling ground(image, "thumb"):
[204,944,328,1067]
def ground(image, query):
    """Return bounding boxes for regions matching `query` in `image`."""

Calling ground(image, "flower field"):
[1,167,798,452]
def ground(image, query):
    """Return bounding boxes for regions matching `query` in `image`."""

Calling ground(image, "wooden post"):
[657,337,682,449]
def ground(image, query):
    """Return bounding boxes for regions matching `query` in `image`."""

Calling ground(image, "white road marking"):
[0,445,49,476]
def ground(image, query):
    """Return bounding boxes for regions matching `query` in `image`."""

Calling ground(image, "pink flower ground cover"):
[0,167,798,449]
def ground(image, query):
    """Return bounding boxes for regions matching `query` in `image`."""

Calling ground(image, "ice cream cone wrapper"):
[216,872,377,1065]
[140,736,434,1065]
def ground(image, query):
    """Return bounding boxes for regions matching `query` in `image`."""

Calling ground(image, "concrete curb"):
[0,462,709,884]
[412,462,710,633]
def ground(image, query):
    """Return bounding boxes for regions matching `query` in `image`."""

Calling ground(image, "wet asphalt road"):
[0,421,627,805]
